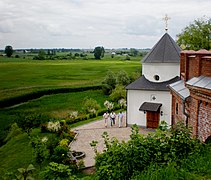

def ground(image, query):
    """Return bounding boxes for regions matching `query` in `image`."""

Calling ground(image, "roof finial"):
[163,14,170,32]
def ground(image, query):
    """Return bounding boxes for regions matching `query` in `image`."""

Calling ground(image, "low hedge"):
[0,85,101,108]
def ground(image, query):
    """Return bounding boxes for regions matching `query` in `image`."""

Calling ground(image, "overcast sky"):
[0,0,211,49]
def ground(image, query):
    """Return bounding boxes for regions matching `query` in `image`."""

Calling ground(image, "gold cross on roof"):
[163,14,170,32]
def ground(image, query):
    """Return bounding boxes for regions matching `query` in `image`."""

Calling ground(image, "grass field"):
[0,57,141,100]
[0,90,109,130]
[0,55,141,178]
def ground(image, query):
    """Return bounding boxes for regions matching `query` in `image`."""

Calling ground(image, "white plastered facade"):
[142,63,180,82]
[127,90,172,127]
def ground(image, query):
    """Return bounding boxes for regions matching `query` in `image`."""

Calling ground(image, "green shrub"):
[83,97,100,114]
[40,162,73,179]
[101,71,116,95]
[116,70,130,86]
[131,145,211,180]
[101,84,113,95]
[88,113,97,119]
[95,123,201,180]
[109,85,126,102]
[51,146,69,164]
[40,124,49,133]
[4,123,22,142]
[15,113,53,134]
[59,139,70,148]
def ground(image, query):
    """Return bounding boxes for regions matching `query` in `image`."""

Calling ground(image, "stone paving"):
[70,116,150,167]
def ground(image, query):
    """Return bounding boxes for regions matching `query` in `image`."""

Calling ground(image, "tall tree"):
[5,45,13,57]
[176,17,211,50]
[94,46,105,59]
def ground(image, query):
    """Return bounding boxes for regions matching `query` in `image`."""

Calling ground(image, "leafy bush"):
[116,70,130,86]
[129,71,141,82]
[51,146,69,164]
[41,162,74,179]
[83,97,100,114]
[4,123,22,142]
[59,139,70,147]
[15,113,52,134]
[95,123,201,179]
[102,71,116,95]
[109,85,126,102]
[30,136,49,168]
[132,145,211,180]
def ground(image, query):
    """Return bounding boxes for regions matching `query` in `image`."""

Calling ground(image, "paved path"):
[70,117,150,167]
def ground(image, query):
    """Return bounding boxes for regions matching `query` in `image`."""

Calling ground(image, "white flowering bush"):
[68,111,78,119]
[104,100,114,110]
[47,121,61,132]
[41,136,48,143]
[118,98,127,108]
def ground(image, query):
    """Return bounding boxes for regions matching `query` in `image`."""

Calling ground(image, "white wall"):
[142,63,180,82]
[127,90,172,127]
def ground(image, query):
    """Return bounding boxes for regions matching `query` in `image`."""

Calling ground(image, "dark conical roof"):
[142,33,181,63]
[126,75,180,91]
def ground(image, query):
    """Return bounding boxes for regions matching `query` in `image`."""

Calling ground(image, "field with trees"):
[0,49,144,178]
[0,15,210,178]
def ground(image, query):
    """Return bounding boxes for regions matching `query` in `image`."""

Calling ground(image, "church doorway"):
[139,102,162,129]
[146,111,160,129]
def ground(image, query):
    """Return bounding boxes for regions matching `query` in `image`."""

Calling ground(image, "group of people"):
[103,111,124,128]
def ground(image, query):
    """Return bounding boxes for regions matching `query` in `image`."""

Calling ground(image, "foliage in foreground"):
[94,123,206,180]
[132,145,211,180]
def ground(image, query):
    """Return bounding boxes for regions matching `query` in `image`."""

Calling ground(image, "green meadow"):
[0,55,141,177]
[0,56,141,128]
[0,55,141,126]
[0,57,141,100]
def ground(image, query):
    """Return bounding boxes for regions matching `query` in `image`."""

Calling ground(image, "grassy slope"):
[0,128,58,178]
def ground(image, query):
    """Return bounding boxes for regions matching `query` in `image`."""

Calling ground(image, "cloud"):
[0,0,211,49]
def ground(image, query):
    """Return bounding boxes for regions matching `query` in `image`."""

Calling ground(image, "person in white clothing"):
[110,111,116,126]
[103,112,109,128]
[118,111,123,128]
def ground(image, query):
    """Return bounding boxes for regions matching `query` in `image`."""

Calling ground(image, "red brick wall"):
[201,57,211,77]
[171,50,211,142]
[188,96,199,137]
[171,91,187,125]
[198,102,211,142]
[180,50,211,81]
[187,86,211,141]
[188,57,197,80]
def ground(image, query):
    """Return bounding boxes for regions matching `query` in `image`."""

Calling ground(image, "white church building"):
[126,33,181,128]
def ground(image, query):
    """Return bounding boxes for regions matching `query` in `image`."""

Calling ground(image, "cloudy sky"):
[0,0,211,49]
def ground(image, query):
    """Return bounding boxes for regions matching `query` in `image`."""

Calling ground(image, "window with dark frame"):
[176,103,178,114]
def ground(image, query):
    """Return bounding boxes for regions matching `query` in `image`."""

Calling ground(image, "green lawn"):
[0,57,141,100]
[0,90,109,130]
